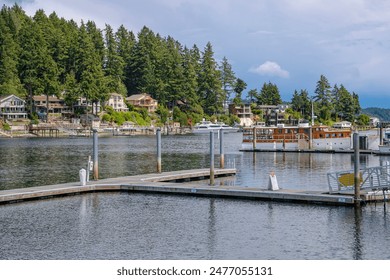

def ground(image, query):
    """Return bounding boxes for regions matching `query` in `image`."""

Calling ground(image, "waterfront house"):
[369,117,380,127]
[105,93,128,112]
[229,103,253,126]
[126,93,158,113]
[256,104,290,126]
[32,95,73,120]
[73,96,101,115]
[0,94,28,120]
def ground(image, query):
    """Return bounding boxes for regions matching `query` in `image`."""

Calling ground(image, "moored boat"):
[242,123,352,151]
[192,119,239,134]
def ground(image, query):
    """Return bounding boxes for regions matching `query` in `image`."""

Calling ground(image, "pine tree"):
[198,42,222,115]
[116,25,136,95]
[233,78,247,105]
[314,75,332,122]
[248,89,257,103]
[0,13,25,96]
[163,36,185,105]
[257,82,282,105]
[182,47,199,105]
[76,22,106,113]
[128,26,156,95]
[18,16,59,119]
[219,56,236,107]
[104,24,126,95]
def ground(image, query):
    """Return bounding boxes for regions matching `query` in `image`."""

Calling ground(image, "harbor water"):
[1,133,390,259]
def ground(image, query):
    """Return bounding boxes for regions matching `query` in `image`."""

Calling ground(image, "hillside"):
[362,107,390,121]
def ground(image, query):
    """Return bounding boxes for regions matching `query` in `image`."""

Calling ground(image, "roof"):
[126,93,154,101]
[108,92,124,98]
[33,95,63,102]
[0,94,26,103]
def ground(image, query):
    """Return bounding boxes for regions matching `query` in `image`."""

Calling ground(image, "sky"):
[2,0,390,108]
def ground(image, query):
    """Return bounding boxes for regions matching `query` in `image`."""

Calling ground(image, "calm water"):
[1,134,390,259]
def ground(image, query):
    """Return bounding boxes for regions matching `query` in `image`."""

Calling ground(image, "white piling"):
[268,171,279,191]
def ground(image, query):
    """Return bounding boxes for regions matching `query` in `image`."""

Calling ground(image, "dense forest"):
[0,5,370,126]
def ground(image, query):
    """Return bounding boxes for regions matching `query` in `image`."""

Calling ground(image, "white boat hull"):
[192,128,239,134]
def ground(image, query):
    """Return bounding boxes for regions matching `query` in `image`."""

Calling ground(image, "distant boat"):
[192,120,239,134]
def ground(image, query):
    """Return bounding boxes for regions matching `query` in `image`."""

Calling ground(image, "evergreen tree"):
[232,78,247,105]
[352,92,361,118]
[219,56,236,107]
[0,13,24,96]
[336,84,354,121]
[314,74,332,122]
[248,89,257,103]
[128,26,156,95]
[182,47,199,105]
[257,82,282,105]
[76,23,106,113]
[162,36,185,106]
[104,24,126,95]
[291,89,311,119]
[198,42,222,115]
[116,25,136,95]
[18,16,59,119]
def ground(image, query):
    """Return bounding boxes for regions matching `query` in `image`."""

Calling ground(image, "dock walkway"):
[0,168,387,206]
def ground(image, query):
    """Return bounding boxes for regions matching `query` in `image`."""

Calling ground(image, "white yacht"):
[192,120,239,134]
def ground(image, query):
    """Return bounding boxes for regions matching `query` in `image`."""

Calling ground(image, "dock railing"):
[327,162,390,193]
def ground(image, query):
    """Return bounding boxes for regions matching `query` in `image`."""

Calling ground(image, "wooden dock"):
[0,168,387,206]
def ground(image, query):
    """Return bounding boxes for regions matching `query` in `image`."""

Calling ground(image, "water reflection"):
[207,199,216,258]
[353,207,363,260]
[2,135,390,259]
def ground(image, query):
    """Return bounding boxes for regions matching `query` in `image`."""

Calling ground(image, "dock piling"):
[93,129,99,180]
[252,127,256,149]
[210,131,215,185]
[219,129,224,169]
[157,128,162,173]
[353,132,361,207]
[268,172,279,191]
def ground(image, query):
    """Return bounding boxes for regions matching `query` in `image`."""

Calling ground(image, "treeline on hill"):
[249,75,367,125]
[0,5,369,126]
[362,108,390,121]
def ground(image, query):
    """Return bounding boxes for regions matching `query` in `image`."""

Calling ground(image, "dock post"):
[219,129,224,169]
[353,132,361,207]
[93,129,99,180]
[380,123,384,145]
[157,128,162,173]
[210,131,215,185]
[252,127,256,150]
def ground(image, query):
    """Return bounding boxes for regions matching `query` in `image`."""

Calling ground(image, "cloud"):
[250,61,290,78]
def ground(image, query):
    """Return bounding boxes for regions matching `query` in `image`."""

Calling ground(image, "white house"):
[0,94,28,120]
[105,93,128,112]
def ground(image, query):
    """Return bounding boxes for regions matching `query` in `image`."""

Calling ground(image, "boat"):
[377,130,390,154]
[242,122,352,151]
[192,119,239,134]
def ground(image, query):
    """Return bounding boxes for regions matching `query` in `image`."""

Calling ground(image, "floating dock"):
[0,168,388,206]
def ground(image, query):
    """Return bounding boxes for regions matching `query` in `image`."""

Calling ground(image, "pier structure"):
[29,125,59,137]
[1,167,389,206]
